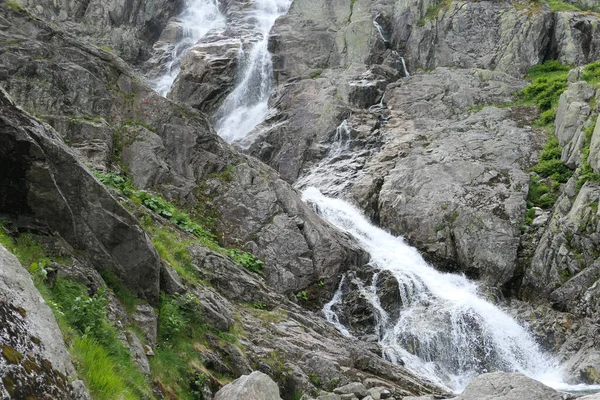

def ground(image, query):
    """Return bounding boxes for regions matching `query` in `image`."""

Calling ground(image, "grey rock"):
[20,0,183,63]
[453,372,562,400]
[160,263,185,294]
[0,86,162,304]
[334,382,369,398]
[132,304,158,346]
[126,331,151,375]
[317,395,342,400]
[579,393,600,400]
[554,81,595,168]
[214,371,282,400]
[0,245,90,398]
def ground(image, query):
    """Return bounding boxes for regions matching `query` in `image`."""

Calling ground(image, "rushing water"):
[296,119,600,394]
[214,0,293,142]
[304,187,595,393]
[152,0,225,96]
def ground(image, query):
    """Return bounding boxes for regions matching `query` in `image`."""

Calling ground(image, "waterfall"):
[214,0,293,142]
[152,0,225,96]
[400,56,410,77]
[294,120,360,197]
[373,20,389,44]
[302,187,599,393]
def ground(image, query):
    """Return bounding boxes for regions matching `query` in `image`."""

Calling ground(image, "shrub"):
[226,249,264,274]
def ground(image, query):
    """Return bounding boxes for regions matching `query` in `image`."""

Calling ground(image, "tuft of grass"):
[518,60,570,125]
[547,0,581,12]
[582,61,600,85]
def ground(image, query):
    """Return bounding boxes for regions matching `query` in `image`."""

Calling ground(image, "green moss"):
[6,0,25,12]
[1,345,24,365]
[308,372,321,387]
[418,0,451,26]
[547,0,581,11]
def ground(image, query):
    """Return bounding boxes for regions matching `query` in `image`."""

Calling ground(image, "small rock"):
[334,382,369,398]
[132,304,158,345]
[214,371,282,400]
[160,263,185,294]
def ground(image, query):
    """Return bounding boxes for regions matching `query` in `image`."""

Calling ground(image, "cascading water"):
[303,188,595,393]
[299,121,600,394]
[214,0,293,142]
[152,0,225,96]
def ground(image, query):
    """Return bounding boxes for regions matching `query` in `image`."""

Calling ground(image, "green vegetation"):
[418,0,451,26]
[518,60,570,125]
[151,293,237,398]
[546,0,581,11]
[95,171,264,277]
[0,228,152,400]
[582,61,600,86]
[226,249,264,274]
[516,61,574,219]
[6,0,25,12]
[577,116,600,186]
[296,290,309,302]
[310,69,324,79]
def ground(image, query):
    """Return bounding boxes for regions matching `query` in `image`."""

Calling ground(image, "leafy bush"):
[582,62,600,85]
[519,60,570,126]
[226,249,264,274]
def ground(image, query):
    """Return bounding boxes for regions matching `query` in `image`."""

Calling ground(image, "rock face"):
[0,86,161,304]
[453,372,563,400]
[214,371,282,400]
[0,245,89,399]
[0,2,367,297]
[16,0,183,63]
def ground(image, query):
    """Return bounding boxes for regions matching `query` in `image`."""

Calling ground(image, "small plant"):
[251,301,267,310]
[226,249,264,274]
[317,280,325,288]
[296,290,309,302]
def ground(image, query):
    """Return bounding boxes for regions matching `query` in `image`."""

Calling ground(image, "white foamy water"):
[214,0,292,142]
[152,0,225,96]
[302,187,600,394]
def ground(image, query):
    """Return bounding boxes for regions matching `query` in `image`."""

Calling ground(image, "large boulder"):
[0,86,162,304]
[453,372,563,400]
[214,371,282,400]
[0,245,89,399]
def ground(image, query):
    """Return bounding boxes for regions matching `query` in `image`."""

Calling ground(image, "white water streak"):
[303,187,577,393]
[215,0,292,142]
[153,0,225,96]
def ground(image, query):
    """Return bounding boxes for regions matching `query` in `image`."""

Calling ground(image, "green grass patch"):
[519,61,574,220]
[0,227,152,399]
[518,60,570,125]
[95,171,266,276]
[547,0,581,12]
[582,61,600,85]
[577,116,600,186]
[152,293,237,399]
